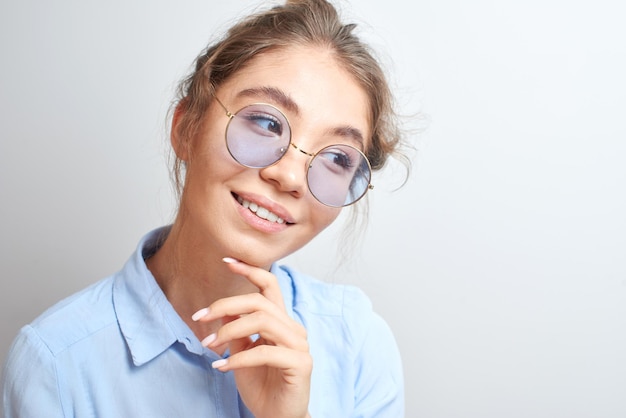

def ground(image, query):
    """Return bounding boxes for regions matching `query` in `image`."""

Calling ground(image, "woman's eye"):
[248,114,283,136]
[319,149,354,172]
[331,152,351,168]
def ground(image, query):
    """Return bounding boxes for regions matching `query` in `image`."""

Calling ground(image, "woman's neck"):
[145,222,259,341]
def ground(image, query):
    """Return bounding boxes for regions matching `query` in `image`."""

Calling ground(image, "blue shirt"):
[2,228,404,417]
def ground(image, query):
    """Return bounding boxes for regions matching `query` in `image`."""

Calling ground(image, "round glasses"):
[216,98,373,207]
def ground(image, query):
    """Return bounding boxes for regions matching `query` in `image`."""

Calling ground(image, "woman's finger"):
[192,292,287,325]
[222,257,286,310]
[202,310,309,352]
[212,344,313,375]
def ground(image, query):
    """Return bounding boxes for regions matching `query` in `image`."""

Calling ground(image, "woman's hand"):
[192,258,312,418]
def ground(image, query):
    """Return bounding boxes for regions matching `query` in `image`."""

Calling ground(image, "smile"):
[236,195,286,224]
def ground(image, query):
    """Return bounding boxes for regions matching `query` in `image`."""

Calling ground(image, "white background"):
[1,0,625,417]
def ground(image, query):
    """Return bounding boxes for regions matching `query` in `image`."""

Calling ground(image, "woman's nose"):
[259,143,310,198]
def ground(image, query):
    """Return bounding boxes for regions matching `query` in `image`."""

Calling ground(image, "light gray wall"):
[1,1,625,417]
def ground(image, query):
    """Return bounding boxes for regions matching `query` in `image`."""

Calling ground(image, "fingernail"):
[191,307,209,321]
[201,333,217,347]
[222,257,239,264]
[212,358,228,369]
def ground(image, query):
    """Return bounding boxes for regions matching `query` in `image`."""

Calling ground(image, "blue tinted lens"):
[307,144,372,207]
[226,104,291,168]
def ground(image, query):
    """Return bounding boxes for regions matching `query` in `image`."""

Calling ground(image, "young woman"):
[3,1,409,416]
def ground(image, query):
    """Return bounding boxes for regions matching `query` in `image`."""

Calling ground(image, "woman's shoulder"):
[274,263,404,416]
[17,275,118,356]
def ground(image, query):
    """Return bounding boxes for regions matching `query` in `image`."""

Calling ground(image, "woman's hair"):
[170,0,410,198]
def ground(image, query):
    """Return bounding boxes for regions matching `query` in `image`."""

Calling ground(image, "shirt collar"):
[113,227,203,366]
[112,227,299,367]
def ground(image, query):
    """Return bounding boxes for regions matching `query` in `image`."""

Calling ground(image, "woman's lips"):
[237,195,285,224]
[232,192,295,225]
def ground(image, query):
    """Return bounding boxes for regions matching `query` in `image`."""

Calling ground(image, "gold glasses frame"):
[214,96,374,207]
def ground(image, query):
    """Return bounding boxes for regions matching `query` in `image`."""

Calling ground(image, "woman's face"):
[176,46,371,268]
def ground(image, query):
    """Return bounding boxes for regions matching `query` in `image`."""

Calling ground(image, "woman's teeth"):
[237,196,285,224]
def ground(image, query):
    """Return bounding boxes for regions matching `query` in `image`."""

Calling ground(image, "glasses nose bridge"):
[288,142,315,162]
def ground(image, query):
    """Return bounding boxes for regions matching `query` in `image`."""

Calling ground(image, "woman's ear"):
[171,99,190,162]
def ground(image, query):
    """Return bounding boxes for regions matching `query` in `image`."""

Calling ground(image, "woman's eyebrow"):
[237,86,300,116]
[327,126,365,148]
